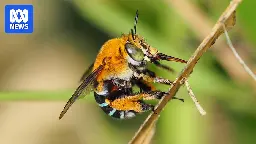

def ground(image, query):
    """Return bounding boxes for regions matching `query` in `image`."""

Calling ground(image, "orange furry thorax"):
[93,34,136,82]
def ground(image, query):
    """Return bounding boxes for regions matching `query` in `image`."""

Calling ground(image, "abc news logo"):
[10,9,29,29]
[5,5,33,34]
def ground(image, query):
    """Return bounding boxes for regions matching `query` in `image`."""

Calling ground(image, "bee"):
[59,10,187,120]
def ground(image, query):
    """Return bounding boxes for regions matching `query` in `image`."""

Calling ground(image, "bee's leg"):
[134,70,184,102]
[95,91,154,119]
[141,91,166,100]
[96,90,183,119]
[134,70,173,85]
[107,91,183,113]
[145,69,176,85]
[135,78,156,92]
[152,60,175,73]
[141,91,184,102]
[104,92,166,113]
[153,53,187,64]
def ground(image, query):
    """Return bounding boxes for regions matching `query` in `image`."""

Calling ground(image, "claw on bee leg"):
[141,103,155,112]
[159,92,184,102]
[172,97,184,102]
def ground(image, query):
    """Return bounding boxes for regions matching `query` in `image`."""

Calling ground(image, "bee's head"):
[123,34,158,63]
[122,10,187,70]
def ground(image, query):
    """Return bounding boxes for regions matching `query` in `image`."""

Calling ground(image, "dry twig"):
[222,24,256,81]
[184,79,206,115]
[129,0,242,143]
[140,121,157,144]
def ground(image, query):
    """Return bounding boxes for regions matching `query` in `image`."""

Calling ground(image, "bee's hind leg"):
[106,91,184,118]
[106,91,166,113]
[135,79,184,102]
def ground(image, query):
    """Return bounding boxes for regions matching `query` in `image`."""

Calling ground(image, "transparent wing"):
[80,62,94,82]
[59,65,104,119]
[77,62,95,100]
[78,80,94,100]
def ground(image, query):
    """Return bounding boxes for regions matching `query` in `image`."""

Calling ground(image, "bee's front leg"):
[153,53,187,64]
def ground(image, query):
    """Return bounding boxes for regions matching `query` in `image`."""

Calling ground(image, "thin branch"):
[129,0,241,143]
[130,116,159,144]
[184,79,206,115]
[140,122,157,144]
[222,24,256,81]
[169,0,255,84]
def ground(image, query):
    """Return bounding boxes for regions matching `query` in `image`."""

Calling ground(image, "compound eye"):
[125,43,144,62]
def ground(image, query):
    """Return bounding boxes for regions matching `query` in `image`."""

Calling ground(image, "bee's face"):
[122,33,158,66]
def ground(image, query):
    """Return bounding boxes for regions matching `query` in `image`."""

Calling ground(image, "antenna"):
[131,10,139,40]
[134,10,139,35]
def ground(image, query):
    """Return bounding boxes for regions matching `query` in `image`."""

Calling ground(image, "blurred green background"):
[0,0,255,144]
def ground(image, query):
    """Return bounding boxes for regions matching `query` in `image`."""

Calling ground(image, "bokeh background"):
[0,0,255,144]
